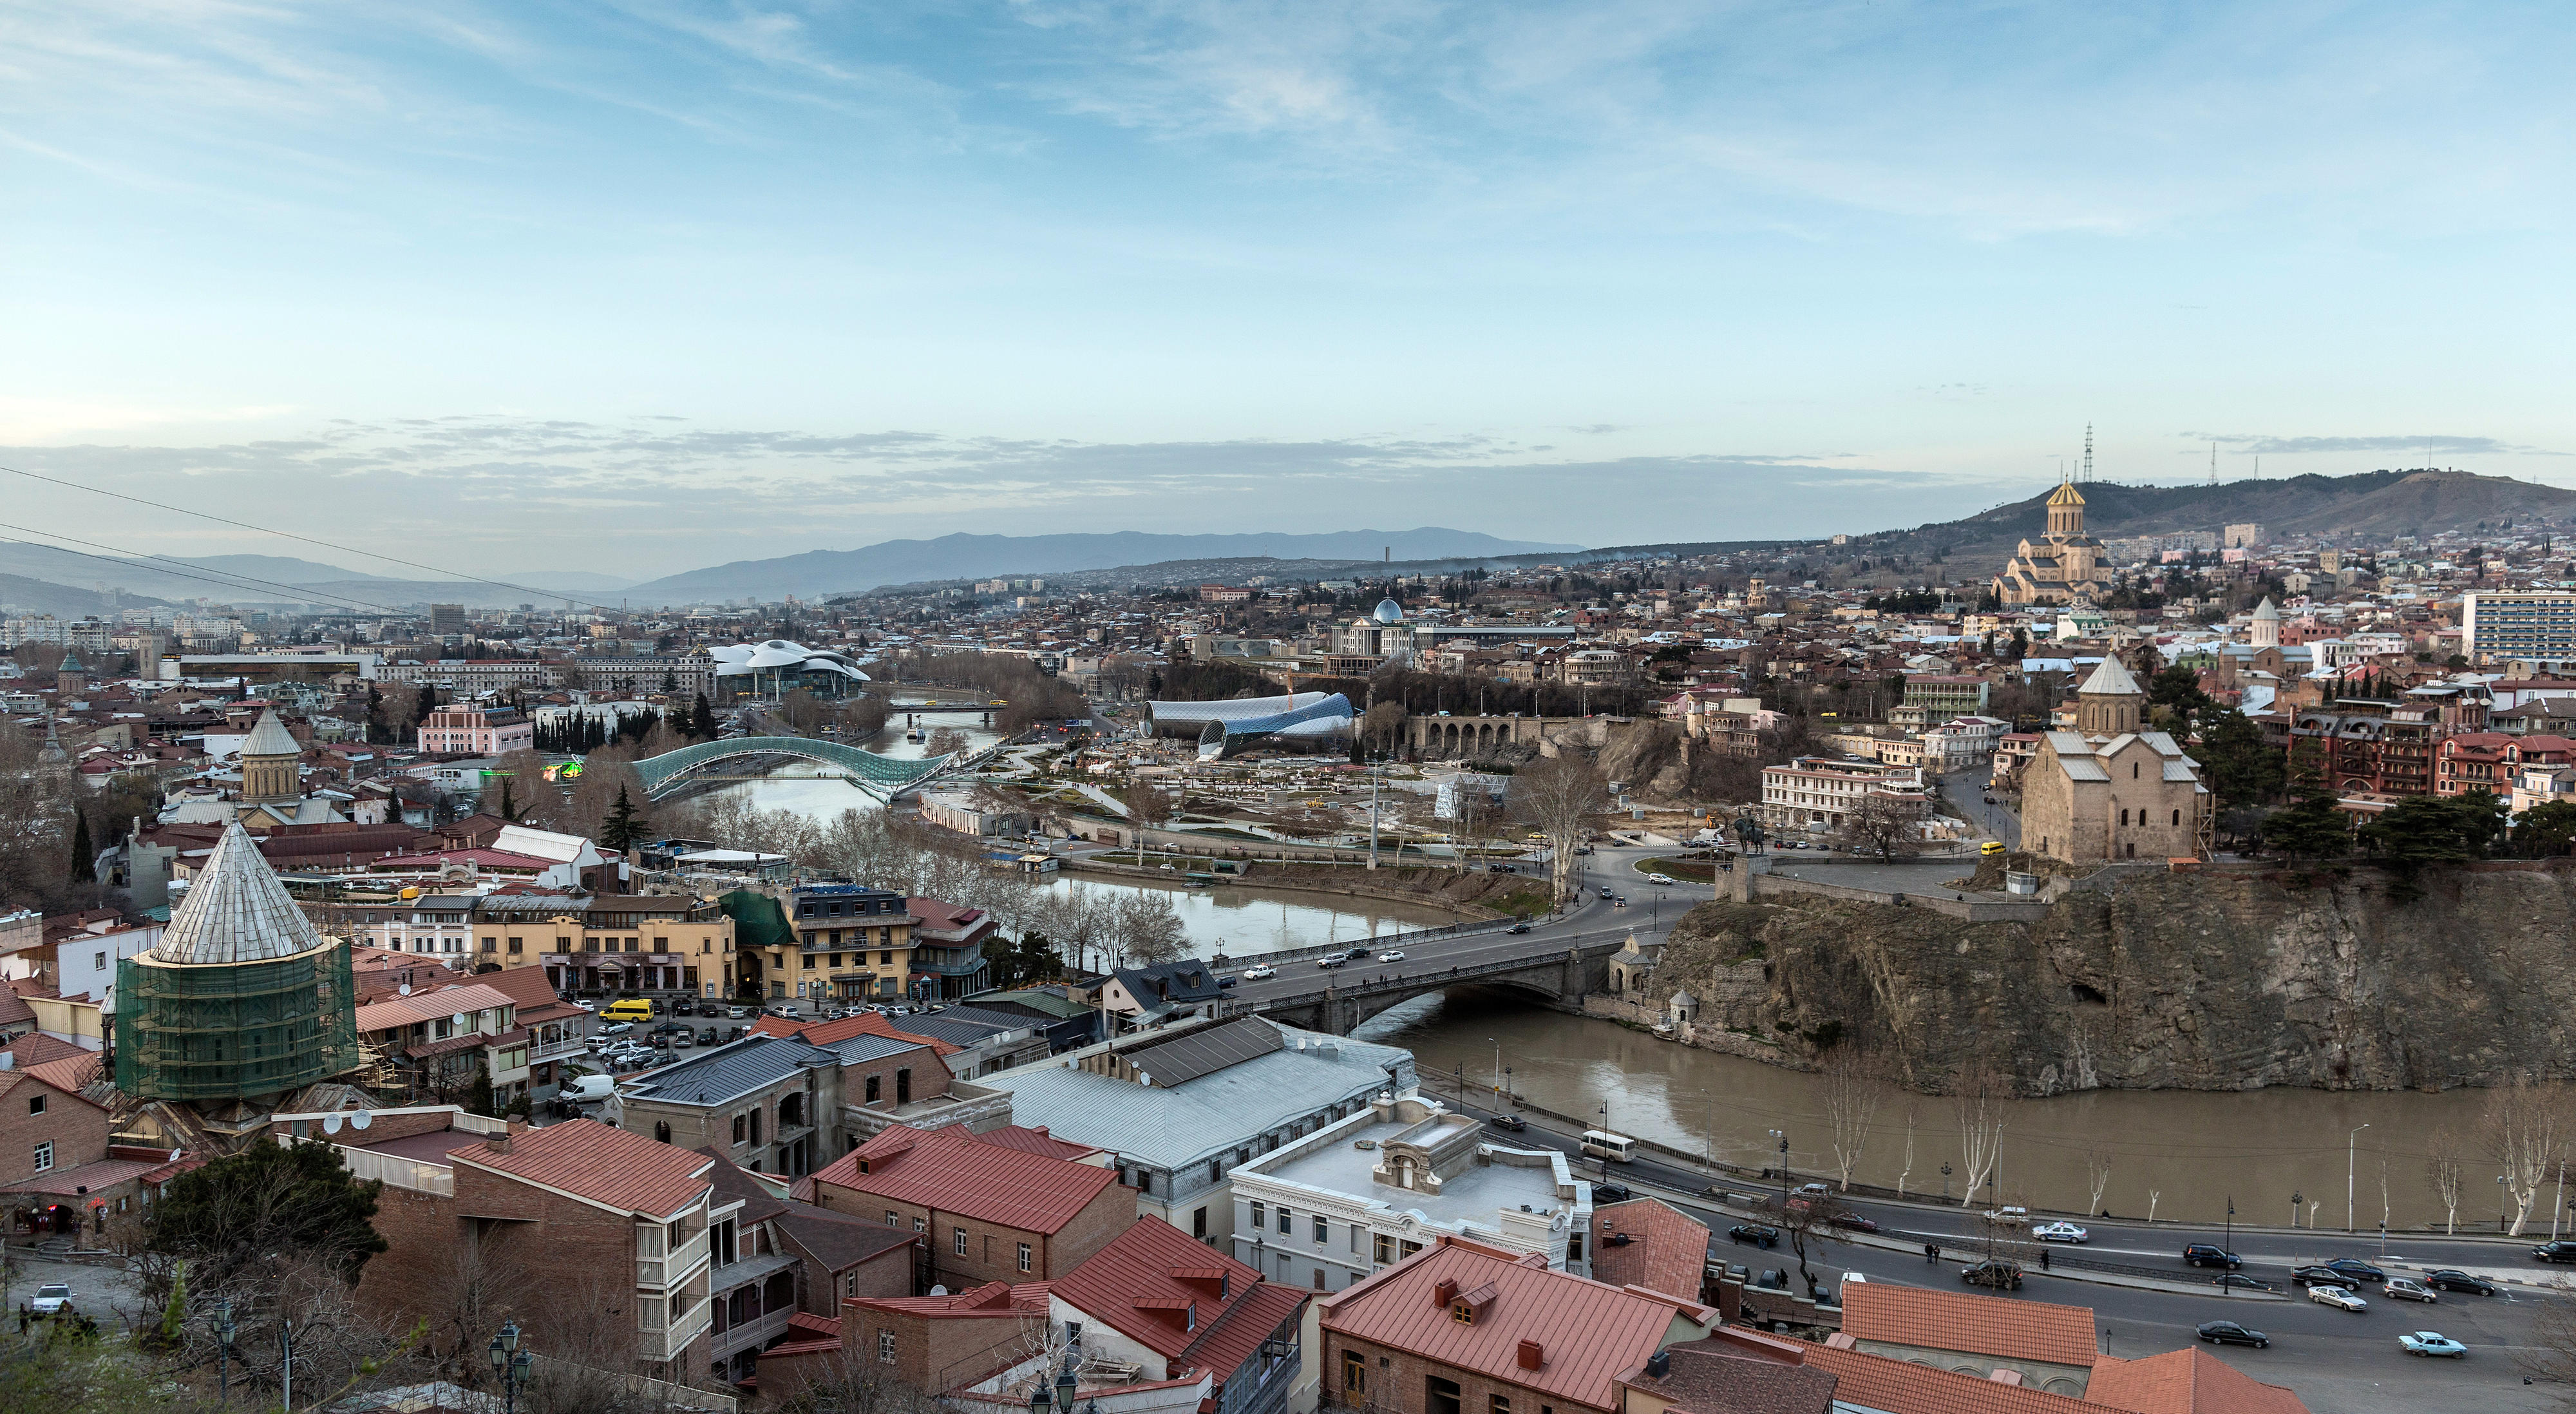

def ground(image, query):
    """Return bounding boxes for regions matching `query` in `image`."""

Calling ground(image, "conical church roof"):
[2046,481,2086,507]
[240,707,301,758]
[2251,597,2280,621]
[2078,655,2143,698]
[152,819,325,965]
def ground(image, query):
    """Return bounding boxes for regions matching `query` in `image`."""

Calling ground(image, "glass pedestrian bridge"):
[633,736,956,802]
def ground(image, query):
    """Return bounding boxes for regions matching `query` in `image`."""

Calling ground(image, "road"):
[1942,765,2021,849]
[1428,1090,2562,1413]
[1219,865,1661,998]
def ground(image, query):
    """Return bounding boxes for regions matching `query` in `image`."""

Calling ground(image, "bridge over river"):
[632,735,961,803]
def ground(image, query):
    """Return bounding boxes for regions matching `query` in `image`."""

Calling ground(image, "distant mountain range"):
[616,528,1584,603]
[0,543,640,614]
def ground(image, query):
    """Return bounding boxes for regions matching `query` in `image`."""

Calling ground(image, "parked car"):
[1506,922,1532,934]
[1377,950,1406,962]
[1728,1224,1781,1249]
[1489,1113,1526,1132]
[671,1032,694,1048]
[2183,1244,2243,1268]
[2292,1266,2360,1290]
[2196,1321,2270,1350]
[1244,965,1276,980]
[1828,1212,1880,1234]
[2534,1240,2576,1263]
[2425,1269,2500,1296]
[562,1074,618,1103]
[1961,1260,2024,1290]
[2212,1273,2275,1293]
[729,1006,752,1018]
[2383,1278,2438,1303]
[2400,1332,2468,1358]
[2309,1285,2368,1312]
[670,1000,696,1017]
[2325,1257,2387,1283]
[2032,1221,2089,1244]
[596,1020,634,1037]
[1592,1181,1632,1203]
[30,1285,73,1315]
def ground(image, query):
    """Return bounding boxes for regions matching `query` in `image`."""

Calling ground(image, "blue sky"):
[3,1,2572,576]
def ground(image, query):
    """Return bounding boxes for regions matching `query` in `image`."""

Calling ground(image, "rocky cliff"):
[1644,863,2576,1094]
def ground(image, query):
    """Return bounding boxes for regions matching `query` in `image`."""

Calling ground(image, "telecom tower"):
[2082,424,2095,483]
[2210,442,2219,486]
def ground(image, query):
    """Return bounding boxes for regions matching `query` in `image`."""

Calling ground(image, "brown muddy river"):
[1359,988,2565,1233]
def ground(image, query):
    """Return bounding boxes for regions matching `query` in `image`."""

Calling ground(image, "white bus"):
[1580,1129,1635,1163]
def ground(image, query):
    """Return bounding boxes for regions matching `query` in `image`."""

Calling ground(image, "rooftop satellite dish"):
[397,983,412,996]
[453,1013,470,1028]
[323,1113,343,1134]
[351,1109,373,1131]
[929,1285,949,1297]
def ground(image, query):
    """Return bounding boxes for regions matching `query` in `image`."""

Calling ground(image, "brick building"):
[0,1064,113,1235]
[807,1122,1135,1291]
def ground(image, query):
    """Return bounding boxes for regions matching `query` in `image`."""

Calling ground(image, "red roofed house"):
[1587,1198,1710,1306]
[311,1113,726,1380]
[352,981,533,1107]
[1047,1216,1310,1414]
[1838,1280,2101,1397]
[1318,1236,1720,1414]
[2079,1345,2311,1414]
[809,1122,1135,1290]
[838,1279,1054,1398]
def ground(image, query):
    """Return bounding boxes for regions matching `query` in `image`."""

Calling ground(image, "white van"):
[1580,1129,1636,1163]
[562,1074,618,1104]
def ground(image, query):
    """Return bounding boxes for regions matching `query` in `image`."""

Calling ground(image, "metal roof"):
[239,707,301,758]
[621,1034,840,1107]
[151,819,327,965]
[1115,1017,1282,1088]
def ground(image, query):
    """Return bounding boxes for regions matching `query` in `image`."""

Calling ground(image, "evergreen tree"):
[66,811,94,884]
[2515,800,2576,857]
[2260,797,2350,862]
[496,776,516,823]
[600,785,644,851]
[690,692,718,740]
[150,1138,388,1286]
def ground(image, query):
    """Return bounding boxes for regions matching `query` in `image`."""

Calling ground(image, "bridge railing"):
[1223,937,1627,1015]
[1209,915,1526,971]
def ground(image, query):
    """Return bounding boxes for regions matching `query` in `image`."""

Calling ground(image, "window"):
[732,1113,748,1143]
[886,1210,900,1225]
[750,1110,762,1145]
[27,1095,44,1116]
[1209,1159,1223,1183]
[845,1273,859,1297]
[1428,1375,1462,1414]
[1193,1207,1208,1239]
[654,937,668,949]
[1373,1234,1394,1265]
[1567,1230,1583,1263]
[32,1142,53,1173]
[881,950,893,965]
[1492,1397,1511,1414]
[507,937,523,954]
[1018,1242,1033,1272]
[1313,1268,1327,1290]
[1350,1225,1363,1254]
[878,1330,896,1363]
[1249,1201,1266,1229]
[1276,1206,1292,1234]
[1312,1214,1327,1243]
[866,1075,882,1102]
[2173,809,2183,826]
[914,1216,927,1233]
[954,1227,968,1256]
[654,1122,672,1143]
[1137,1170,1154,1196]
[482,935,497,953]
[1342,1352,1367,1395]
[93,951,106,970]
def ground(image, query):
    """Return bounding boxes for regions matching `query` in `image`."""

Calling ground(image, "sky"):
[3,1,2573,578]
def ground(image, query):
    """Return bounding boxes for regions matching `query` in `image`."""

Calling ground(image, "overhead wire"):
[0,521,422,618]
[0,461,629,615]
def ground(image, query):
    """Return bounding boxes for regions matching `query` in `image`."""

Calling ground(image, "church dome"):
[1373,598,1404,624]
[2047,481,2087,507]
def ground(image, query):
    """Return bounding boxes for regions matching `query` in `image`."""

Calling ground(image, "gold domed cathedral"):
[1993,479,2115,606]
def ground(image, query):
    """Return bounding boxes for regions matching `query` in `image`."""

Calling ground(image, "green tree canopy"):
[149,1138,388,1287]
[2515,799,2576,858]
[2195,709,2286,810]
[2363,790,2508,870]
[2259,797,2351,862]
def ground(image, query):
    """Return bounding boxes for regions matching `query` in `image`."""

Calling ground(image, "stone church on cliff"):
[2023,656,2214,863]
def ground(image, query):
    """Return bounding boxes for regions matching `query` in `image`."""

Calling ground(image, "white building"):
[1227,1094,1591,1294]
[1759,756,1929,832]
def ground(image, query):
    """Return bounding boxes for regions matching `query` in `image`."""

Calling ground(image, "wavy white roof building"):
[709,640,871,696]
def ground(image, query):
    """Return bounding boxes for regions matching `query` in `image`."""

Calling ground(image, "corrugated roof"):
[2083,1347,2311,1414]
[750,1011,960,1057]
[1318,1237,1707,1409]
[151,820,327,965]
[1841,1281,2098,1368]
[621,1035,840,1108]
[985,1021,1410,1170]
[810,1123,1121,1234]
[1801,1342,2103,1414]
[1117,1017,1282,1088]
[1589,1198,1709,1304]
[453,1117,712,1219]
[240,707,301,758]
[354,982,517,1035]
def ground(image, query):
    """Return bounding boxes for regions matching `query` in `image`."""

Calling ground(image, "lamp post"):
[1941,1162,1953,1203]
[1770,1129,1790,1216]
[488,1320,529,1414]
[2290,1191,2303,1230]
[213,1298,237,1410]
[2347,1124,2370,1233]
[2223,1197,2235,1299]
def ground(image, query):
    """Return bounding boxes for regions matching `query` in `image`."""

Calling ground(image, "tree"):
[1947,1057,2011,1210]
[495,776,517,823]
[1126,779,1174,832]
[2363,790,2507,880]
[1833,794,1919,861]
[598,785,647,852]
[690,692,719,740]
[1773,1185,1848,1299]
[1508,750,1610,904]
[2481,1076,2564,1236]
[2085,1144,2114,1218]
[66,812,94,884]
[149,1138,389,1289]
[2516,800,2576,857]
[2259,797,2350,863]
[2194,708,2285,810]
[1821,1049,1888,1191]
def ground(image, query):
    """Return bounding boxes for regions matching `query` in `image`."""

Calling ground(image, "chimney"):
[484,1131,512,1155]
[1517,1341,1545,1371]
[1433,1278,1459,1308]
[1644,1352,1670,1380]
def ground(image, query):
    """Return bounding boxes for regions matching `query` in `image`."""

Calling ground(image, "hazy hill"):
[621,528,1582,603]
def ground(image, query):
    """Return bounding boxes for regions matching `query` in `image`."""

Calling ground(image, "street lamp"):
[2347,1124,2370,1233]
[489,1320,531,1414]
[2223,1196,2235,1299]
[1770,1129,1790,1216]
[213,1297,237,1409]
[1941,1162,1953,1203]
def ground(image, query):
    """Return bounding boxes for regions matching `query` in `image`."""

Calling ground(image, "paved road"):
[1220,881,1657,1000]
[1942,766,2021,848]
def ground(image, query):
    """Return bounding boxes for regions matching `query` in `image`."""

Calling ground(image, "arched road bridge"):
[633,736,959,803]
[1220,935,1631,1035]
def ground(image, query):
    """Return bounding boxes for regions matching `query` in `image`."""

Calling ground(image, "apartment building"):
[351,981,533,1106]
[414,703,535,756]
[2465,591,2576,664]
[1757,756,1928,832]
[762,883,918,1005]
[617,1035,844,1179]
[509,893,737,1002]
[808,1122,1135,1292]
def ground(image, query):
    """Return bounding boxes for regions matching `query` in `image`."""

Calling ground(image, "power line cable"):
[0,522,421,617]
[0,462,628,615]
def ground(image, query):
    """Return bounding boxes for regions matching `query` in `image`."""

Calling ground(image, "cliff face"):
[1648,865,2576,1093]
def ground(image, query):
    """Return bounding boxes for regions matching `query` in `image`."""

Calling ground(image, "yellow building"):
[491,895,738,1002]
[1993,479,2115,607]
[759,883,918,1006]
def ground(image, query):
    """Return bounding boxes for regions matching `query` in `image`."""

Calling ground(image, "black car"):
[1728,1223,1781,1248]
[1506,923,1532,935]
[1215,974,1238,989]
[2183,1244,2244,1268]
[1962,1260,2023,1290]
[2426,1269,2502,1296]
[1489,1114,1527,1132]
[2291,1266,2360,1290]
[1593,1181,1632,1203]
[2196,1321,2270,1349]
[2324,1258,2387,1283]
[697,1026,719,1044]
[2534,1241,2576,1263]
[2211,1272,2274,1292]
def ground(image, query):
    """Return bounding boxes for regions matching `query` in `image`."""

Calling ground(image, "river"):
[1358,989,2555,1233]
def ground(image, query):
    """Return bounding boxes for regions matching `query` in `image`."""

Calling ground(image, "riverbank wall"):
[1618,859,2576,1094]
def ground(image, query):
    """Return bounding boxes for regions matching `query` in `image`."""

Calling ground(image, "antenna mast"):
[2209,441,2218,486]
[2083,424,2095,484]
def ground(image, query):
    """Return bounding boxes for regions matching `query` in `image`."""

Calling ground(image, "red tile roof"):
[0,1033,90,1069]
[752,1011,960,1057]
[1841,1280,2100,1369]
[1318,1236,1714,1411]
[1801,1342,2102,1414]
[1051,1216,1307,1383]
[1589,1198,1710,1304]
[810,1123,1122,1234]
[451,1118,713,1219]
[2083,1348,2310,1414]
[0,1067,104,1114]
[24,1053,104,1096]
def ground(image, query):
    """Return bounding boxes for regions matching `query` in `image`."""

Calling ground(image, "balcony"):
[637,1293,714,1362]
[707,1301,794,1362]
[531,1030,591,1064]
[637,1225,711,1290]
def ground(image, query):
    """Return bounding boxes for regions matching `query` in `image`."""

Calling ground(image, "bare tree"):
[2428,1124,2467,1236]
[1895,1102,1917,1198]
[2146,1189,2162,1224]
[1833,792,1921,861]
[1947,1057,2011,1209]
[1508,750,1610,904]
[2484,1076,2566,1236]
[1126,778,1175,832]
[2085,1144,2114,1218]
[1448,771,1493,870]
[1771,1185,1849,1300]
[1821,1049,1888,1192]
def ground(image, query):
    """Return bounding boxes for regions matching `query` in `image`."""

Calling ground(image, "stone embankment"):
[1619,861,2576,1094]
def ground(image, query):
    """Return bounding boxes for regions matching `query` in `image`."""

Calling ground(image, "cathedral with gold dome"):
[1991,477,2115,606]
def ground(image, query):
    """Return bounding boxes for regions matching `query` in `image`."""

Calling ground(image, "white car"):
[1647,873,1677,884]
[561,1075,619,1103]
[2311,1285,2368,1312]
[2400,1331,2468,1357]
[1244,966,1275,980]
[1982,1206,2031,1225]
[30,1284,71,1315]
[1377,950,1406,962]
[2032,1221,2089,1244]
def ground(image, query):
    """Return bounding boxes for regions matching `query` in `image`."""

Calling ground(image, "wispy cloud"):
[2187,432,2567,457]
